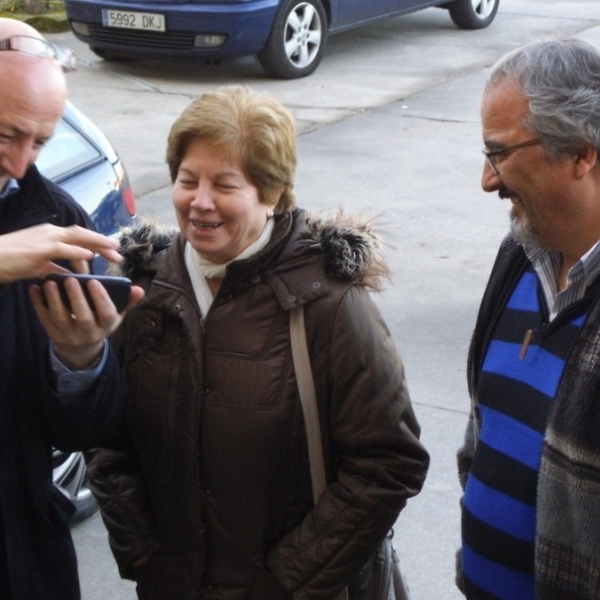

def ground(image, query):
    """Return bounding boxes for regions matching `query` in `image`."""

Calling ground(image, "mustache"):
[498,184,514,200]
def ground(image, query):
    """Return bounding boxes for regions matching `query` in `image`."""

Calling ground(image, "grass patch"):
[0,0,69,32]
[0,0,64,15]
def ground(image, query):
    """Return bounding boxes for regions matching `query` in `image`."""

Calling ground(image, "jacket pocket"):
[246,569,292,600]
[135,552,200,600]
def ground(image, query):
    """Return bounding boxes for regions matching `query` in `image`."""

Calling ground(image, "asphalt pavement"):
[47,1,600,598]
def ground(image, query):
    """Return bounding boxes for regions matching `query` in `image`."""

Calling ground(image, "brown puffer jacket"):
[87,208,429,600]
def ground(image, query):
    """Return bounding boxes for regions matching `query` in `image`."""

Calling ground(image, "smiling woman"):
[172,138,271,267]
[84,85,429,600]
[64,0,500,78]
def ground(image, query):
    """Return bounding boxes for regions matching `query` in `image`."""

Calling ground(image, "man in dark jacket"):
[457,38,600,600]
[0,17,143,600]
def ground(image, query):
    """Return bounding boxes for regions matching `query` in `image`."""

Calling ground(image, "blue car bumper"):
[66,0,280,58]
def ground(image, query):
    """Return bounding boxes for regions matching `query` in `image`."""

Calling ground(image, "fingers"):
[83,278,145,311]
[36,276,144,321]
[95,247,124,265]
[0,224,123,283]
[30,276,144,371]
[29,281,79,347]
[30,278,117,370]
[29,283,55,326]
[56,225,124,267]
[84,279,145,316]
[65,277,101,319]
[30,277,145,359]
[85,278,122,323]
[69,258,91,275]
[127,285,146,311]
[35,263,75,280]
[60,225,119,249]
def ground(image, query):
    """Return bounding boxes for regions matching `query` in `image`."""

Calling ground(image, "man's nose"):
[481,159,501,193]
[0,143,38,180]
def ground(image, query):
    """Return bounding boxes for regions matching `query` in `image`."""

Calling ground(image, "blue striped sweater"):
[462,268,587,599]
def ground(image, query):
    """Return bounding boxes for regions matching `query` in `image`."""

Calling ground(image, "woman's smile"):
[172,139,270,264]
[190,220,223,230]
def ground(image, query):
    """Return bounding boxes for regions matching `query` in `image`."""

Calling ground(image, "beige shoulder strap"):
[289,306,349,600]
[289,306,327,503]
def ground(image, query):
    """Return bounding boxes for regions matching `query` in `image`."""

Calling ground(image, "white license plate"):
[101,9,165,32]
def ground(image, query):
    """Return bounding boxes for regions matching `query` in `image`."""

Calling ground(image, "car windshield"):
[37,117,101,182]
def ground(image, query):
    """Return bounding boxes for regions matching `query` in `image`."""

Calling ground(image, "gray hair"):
[485,37,600,161]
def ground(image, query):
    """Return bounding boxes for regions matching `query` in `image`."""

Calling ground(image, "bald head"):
[0,17,67,103]
[0,18,67,185]
[0,16,43,37]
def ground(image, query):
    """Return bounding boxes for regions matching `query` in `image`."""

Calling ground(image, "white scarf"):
[184,217,275,317]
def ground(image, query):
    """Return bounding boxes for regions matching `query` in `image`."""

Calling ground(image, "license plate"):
[101,9,165,32]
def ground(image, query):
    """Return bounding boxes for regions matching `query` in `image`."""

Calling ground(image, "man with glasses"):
[457,37,600,600]
[0,17,142,600]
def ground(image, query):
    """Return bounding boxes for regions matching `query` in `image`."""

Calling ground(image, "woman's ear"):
[263,187,283,213]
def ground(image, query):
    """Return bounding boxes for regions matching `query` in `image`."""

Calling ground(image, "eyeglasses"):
[482,138,541,174]
[0,35,76,72]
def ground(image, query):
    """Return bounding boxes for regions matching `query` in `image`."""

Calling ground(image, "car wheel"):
[448,0,499,29]
[258,0,328,79]
[53,449,99,524]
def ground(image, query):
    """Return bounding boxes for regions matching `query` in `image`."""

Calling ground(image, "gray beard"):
[509,209,541,248]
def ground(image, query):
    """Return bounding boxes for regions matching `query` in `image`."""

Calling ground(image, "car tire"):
[53,449,99,524]
[448,0,499,29]
[70,484,99,524]
[258,0,328,79]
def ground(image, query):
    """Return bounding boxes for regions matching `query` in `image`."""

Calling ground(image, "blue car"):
[65,0,500,78]
[37,101,136,239]
[37,100,137,272]
[37,101,137,522]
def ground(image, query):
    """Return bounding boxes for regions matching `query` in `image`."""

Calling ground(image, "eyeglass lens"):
[0,35,76,71]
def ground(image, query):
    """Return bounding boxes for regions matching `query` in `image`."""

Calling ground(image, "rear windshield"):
[37,117,101,182]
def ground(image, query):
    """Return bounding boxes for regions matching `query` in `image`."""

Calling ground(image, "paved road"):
[51,1,600,598]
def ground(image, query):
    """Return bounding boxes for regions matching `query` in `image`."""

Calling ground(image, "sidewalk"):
[55,3,600,599]
[293,20,600,600]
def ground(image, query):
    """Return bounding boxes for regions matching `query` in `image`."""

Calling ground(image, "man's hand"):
[29,276,145,370]
[0,224,124,283]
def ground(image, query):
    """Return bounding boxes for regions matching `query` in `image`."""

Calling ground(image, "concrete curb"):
[25,13,69,32]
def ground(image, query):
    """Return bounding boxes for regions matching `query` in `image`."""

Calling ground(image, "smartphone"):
[42,273,132,312]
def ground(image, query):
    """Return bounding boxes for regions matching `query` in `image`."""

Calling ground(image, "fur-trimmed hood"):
[111,209,390,291]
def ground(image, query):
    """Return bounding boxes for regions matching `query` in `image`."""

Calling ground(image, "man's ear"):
[574,145,598,179]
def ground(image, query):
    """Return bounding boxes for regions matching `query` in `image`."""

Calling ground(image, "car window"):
[37,117,102,182]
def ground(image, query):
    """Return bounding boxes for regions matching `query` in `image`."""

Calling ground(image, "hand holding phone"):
[42,273,132,312]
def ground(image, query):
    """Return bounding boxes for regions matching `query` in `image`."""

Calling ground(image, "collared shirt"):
[0,178,19,201]
[525,240,600,320]
[2,175,108,392]
[50,340,109,395]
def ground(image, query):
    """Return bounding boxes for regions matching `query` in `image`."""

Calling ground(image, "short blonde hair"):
[166,85,297,213]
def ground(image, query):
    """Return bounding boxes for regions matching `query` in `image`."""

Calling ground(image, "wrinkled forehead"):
[0,53,66,99]
[0,60,66,139]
